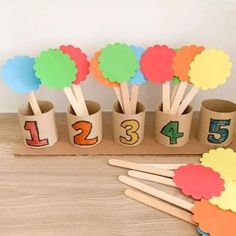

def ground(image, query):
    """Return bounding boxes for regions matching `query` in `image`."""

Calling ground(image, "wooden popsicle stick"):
[177,86,199,115]
[63,87,84,117]
[108,159,174,178]
[119,176,193,211]
[145,163,184,170]
[72,84,89,116]
[162,81,171,114]
[125,189,195,225]
[130,84,139,114]
[113,86,124,113]
[170,82,188,115]
[171,84,179,105]
[128,170,176,187]
[120,82,132,114]
[27,91,41,115]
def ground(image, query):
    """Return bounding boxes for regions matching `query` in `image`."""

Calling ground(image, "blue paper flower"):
[197,227,210,236]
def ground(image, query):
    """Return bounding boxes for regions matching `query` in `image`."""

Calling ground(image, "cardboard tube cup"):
[113,101,145,146]
[155,104,193,147]
[18,100,58,148]
[66,100,102,147]
[197,99,236,146]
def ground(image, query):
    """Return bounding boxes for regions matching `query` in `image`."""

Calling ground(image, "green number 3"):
[160,121,184,145]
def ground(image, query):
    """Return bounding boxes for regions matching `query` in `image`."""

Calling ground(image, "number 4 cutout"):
[161,121,184,145]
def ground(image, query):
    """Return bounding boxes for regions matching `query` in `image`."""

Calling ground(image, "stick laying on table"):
[125,189,195,224]
[119,175,193,211]
[109,159,174,178]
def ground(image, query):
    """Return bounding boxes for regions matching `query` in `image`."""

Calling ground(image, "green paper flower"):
[34,49,77,89]
[172,76,181,85]
[98,43,138,83]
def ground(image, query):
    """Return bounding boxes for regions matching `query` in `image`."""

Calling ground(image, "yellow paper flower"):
[210,182,236,213]
[188,49,232,90]
[201,148,236,181]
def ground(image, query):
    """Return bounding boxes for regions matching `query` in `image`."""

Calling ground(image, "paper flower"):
[34,49,77,89]
[98,43,138,83]
[192,199,236,236]
[188,49,232,90]
[1,56,40,93]
[173,164,224,200]
[201,148,236,182]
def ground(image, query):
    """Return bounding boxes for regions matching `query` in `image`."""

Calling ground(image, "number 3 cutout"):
[72,121,98,146]
[120,119,140,145]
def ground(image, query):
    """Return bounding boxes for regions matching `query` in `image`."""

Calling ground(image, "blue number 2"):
[208,118,231,144]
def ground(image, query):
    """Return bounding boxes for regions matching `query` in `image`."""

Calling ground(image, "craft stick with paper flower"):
[140,45,176,114]
[98,43,138,114]
[170,45,205,115]
[177,49,232,115]
[128,45,147,114]
[59,45,90,116]
[34,49,84,117]
[90,50,124,111]
[1,56,41,115]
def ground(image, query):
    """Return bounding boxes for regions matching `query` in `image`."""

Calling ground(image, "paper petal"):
[128,45,147,85]
[90,51,119,88]
[172,76,180,85]
[59,45,90,85]
[210,181,236,213]
[172,45,205,82]
[188,49,232,90]
[34,49,77,89]
[140,45,175,84]
[173,164,225,200]
[1,56,40,93]
[98,42,138,83]
[192,199,236,236]
[201,148,236,182]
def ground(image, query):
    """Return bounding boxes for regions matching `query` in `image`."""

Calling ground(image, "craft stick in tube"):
[99,43,138,114]
[60,45,89,116]
[140,45,175,114]
[177,49,232,115]
[171,77,180,105]
[1,56,41,115]
[34,49,83,117]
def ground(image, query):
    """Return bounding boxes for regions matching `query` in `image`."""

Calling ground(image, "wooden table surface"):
[0,114,199,236]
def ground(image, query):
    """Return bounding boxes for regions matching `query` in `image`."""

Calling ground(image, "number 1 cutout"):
[72,121,98,146]
[160,121,184,145]
[24,121,49,147]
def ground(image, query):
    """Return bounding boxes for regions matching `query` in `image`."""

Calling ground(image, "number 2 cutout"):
[208,118,231,144]
[24,121,49,147]
[72,121,98,146]
[160,121,184,145]
[120,119,140,145]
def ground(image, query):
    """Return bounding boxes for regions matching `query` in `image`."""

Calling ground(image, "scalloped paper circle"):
[192,199,236,236]
[1,56,41,93]
[34,49,77,89]
[172,45,205,82]
[129,45,147,85]
[210,181,236,213]
[188,49,232,90]
[140,45,175,84]
[98,43,138,83]
[90,51,119,88]
[173,164,224,200]
[59,45,89,85]
[201,148,236,182]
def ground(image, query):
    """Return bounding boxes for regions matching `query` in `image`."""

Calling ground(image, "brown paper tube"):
[197,99,236,146]
[112,101,145,146]
[66,100,102,147]
[18,101,58,148]
[155,104,193,147]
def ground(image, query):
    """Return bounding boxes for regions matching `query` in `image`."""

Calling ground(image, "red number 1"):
[24,121,49,147]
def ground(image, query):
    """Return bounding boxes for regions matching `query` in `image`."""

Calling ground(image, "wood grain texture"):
[0,114,199,236]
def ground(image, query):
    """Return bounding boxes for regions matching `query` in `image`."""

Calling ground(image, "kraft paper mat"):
[15,112,236,156]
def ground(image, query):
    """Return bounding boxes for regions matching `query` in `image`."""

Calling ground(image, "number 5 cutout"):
[120,119,140,145]
[72,121,98,146]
